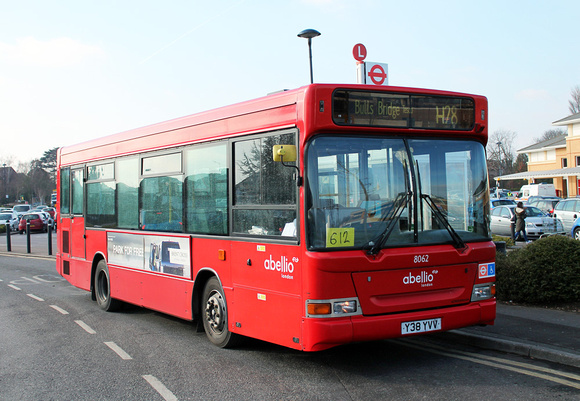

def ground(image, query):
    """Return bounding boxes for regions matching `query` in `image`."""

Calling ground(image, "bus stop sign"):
[367,63,388,86]
[353,43,367,62]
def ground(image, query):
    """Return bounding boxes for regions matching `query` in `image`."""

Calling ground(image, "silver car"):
[0,211,19,231]
[490,205,564,239]
[553,199,580,233]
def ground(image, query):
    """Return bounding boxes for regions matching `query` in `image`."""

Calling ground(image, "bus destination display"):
[333,90,475,130]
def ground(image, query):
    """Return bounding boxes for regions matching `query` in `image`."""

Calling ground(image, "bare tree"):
[569,85,580,115]
[487,130,517,177]
[534,128,566,144]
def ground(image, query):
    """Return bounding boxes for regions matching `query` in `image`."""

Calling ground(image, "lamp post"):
[496,141,502,190]
[2,163,5,205]
[297,29,321,84]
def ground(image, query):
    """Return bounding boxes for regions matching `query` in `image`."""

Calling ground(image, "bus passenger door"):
[70,216,86,259]
[70,168,86,260]
[230,241,302,350]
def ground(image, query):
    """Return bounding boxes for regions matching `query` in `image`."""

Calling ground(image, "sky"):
[1,0,579,165]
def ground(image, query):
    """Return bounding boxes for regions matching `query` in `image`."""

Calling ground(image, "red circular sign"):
[368,64,387,85]
[352,43,367,62]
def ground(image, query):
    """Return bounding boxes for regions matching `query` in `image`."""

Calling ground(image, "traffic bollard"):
[6,224,11,252]
[48,224,53,255]
[26,220,31,253]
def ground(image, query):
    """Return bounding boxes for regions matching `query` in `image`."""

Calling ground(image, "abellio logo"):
[403,270,438,287]
[264,255,295,273]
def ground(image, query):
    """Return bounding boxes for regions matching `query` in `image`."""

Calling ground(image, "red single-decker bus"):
[56,84,495,351]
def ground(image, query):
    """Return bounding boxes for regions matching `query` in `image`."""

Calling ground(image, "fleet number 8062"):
[414,254,429,263]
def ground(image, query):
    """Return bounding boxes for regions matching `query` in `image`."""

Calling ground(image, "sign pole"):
[353,43,367,84]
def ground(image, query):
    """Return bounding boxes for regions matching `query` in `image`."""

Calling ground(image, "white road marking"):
[104,341,133,360]
[8,284,21,290]
[406,339,580,382]
[26,293,44,301]
[400,339,580,390]
[143,375,178,401]
[49,305,69,315]
[74,320,96,334]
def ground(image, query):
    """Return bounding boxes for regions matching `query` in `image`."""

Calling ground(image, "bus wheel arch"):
[192,270,214,332]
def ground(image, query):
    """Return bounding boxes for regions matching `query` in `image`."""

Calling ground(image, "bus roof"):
[58,84,487,166]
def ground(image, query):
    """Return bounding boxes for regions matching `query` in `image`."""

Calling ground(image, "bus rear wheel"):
[94,260,121,312]
[202,277,240,348]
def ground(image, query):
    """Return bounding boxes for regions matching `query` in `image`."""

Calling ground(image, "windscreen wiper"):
[420,193,468,253]
[367,191,412,255]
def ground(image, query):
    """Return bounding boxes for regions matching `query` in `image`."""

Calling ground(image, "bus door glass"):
[59,167,71,263]
[70,168,85,259]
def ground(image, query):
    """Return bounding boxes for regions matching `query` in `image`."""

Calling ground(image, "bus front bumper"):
[300,299,496,352]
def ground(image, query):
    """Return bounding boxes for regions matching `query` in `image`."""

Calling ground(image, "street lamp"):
[496,141,502,190]
[297,29,321,84]
[2,163,5,205]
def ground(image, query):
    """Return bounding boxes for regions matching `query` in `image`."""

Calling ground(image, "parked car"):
[525,197,561,216]
[30,209,55,229]
[12,204,33,219]
[17,213,47,233]
[490,198,516,210]
[0,211,19,231]
[490,205,564,239]
[552,198,580,233]
[570,218,580,240]
[42,207,56,219]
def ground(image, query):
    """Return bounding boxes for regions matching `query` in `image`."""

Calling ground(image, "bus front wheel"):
[94,260,121,312]
[202,277,240,348]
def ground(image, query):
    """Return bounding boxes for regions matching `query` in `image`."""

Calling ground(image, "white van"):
[12,204,32,219]
[518,183,556,201]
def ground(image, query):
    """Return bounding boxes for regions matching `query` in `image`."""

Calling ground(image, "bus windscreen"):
[333,90,475,130]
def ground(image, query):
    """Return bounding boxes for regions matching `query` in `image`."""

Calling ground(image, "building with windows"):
[497,111,580,198]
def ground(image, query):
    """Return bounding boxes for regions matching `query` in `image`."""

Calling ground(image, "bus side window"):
[233,131,298,237]
[184,143,228,235]
[139,175,184,232]
[60,168,70,215]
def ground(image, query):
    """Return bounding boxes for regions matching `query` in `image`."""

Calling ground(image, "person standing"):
[514,202,531,243]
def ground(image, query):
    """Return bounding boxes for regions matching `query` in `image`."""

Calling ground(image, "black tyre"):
[574,228,580,241]
[202,277,241,348]
[94,260,122,312]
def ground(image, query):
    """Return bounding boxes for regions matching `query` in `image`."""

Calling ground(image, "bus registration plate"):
[401,318,442,335]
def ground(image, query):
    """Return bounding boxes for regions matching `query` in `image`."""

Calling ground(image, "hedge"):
[495,235,580,304]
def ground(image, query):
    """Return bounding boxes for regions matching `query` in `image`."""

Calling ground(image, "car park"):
[552,198,580,233]
[490,205,564,239]
[0,211,19,231]
[17,213,47,233]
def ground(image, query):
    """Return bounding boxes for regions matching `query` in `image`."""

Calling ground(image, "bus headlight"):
[306,298,362,317]
[471,283,495,301]
[334,300,357,314]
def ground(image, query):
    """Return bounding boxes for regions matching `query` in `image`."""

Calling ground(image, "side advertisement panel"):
[107,232,191,279]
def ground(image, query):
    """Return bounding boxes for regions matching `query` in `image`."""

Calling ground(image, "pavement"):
[1,232,579,368]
